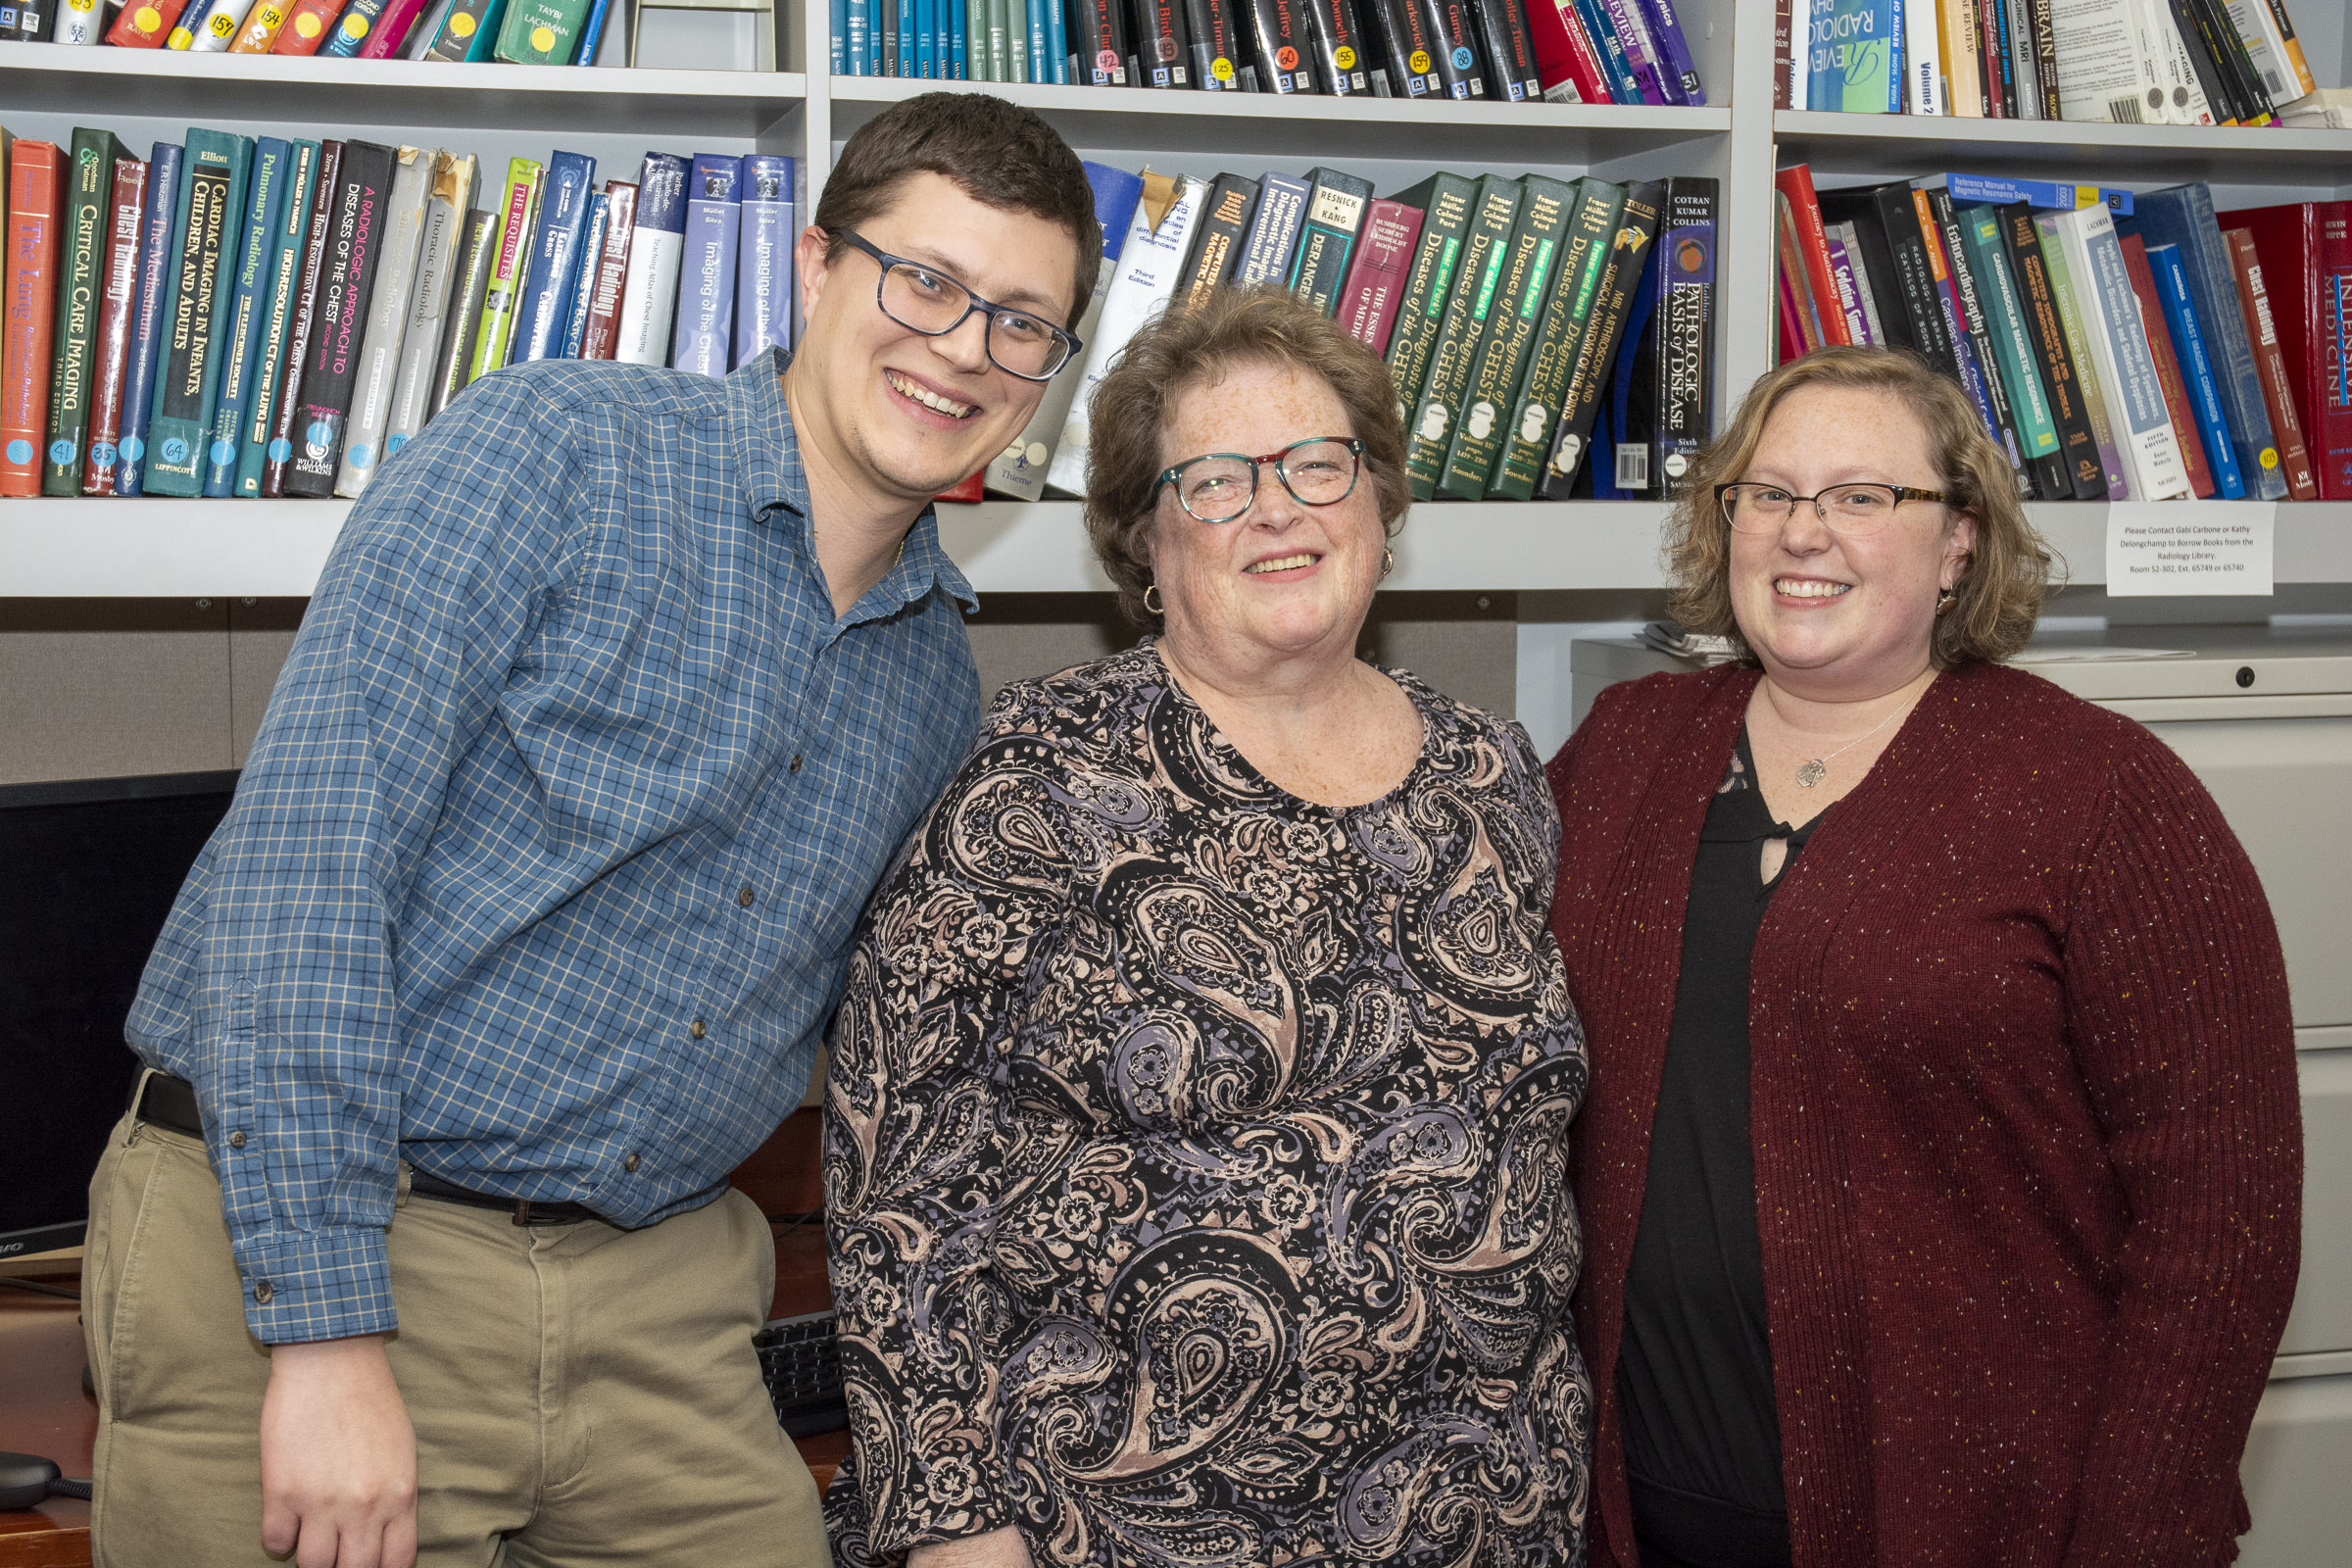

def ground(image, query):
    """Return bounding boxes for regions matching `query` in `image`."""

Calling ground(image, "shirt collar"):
[731,345,979,619]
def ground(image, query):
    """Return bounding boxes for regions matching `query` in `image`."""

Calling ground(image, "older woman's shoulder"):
[974,641,1166,754]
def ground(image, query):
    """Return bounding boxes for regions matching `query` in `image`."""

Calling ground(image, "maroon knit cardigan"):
[1546,660,2302,1568]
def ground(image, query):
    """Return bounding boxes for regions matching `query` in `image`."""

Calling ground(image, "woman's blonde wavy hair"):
[1666,345,2056,665]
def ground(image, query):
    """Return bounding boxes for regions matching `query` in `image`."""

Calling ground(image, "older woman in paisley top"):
[822,288,1592,1568]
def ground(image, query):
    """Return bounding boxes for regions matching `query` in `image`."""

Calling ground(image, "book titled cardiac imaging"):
[201,135,291,497]
[82,155,151,496]
[42,127,125,496]
[284,139,396,498]
[230,138,320,496]
[669,154,743,378]
[468,155,546,380]
[143,127,253,497]
[3,141,64,499]
[115,142,182,496]
[578,179,637,362]
[383,150,474,461]
[513,150,598,365]
[336,144,437,498]
[614,152,689,366]
[733,154,795,368]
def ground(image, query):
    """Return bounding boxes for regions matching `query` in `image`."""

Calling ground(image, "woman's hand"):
[908,1526,1034,1568]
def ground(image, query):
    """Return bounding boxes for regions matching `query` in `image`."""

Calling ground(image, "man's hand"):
[909,1527,1034,1568]
[259,1335,418,1568]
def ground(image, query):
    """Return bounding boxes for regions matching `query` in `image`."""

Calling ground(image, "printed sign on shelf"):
[2104,502,2275,597]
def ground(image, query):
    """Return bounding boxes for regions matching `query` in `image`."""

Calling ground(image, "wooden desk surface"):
[0,1110,842,1566]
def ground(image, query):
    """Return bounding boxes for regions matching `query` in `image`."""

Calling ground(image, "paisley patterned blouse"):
[822,640,1592,1567]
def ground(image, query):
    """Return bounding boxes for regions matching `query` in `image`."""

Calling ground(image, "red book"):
[271,0,349,53]
[579,180,638,363]
[1778,264,1806,366]
[3,141,64,500]
[1773,165,1848,347]
[105,0,193,45]
[2220,200,2352,501]
[1527,0,1607,105]
[2118,232,2215,498]
[354,0,434,56]
[935,469,985,504]
[1335,198,1425,359]
[1978,1,2006,118]
[2224,227,2321,502]
[82,156,150,498]
[1775,192,1826,355]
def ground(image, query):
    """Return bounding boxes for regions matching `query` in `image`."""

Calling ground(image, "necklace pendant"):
[1795,759,1828,788]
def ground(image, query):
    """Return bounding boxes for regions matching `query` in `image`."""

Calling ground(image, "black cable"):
[49,1477,93,1501]
[0,1276,78,1300]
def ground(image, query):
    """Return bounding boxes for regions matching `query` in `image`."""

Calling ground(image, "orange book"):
[229,0,295,48]
[1773,164,1849,348]
[4,142,65,500]
[105,0,194,45]
[270,0,347,52]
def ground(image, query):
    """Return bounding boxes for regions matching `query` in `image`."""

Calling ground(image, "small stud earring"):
[1144,583,1164,615]
[1936,587,1958,615]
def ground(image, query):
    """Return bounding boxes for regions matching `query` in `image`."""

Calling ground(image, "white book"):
[49,0,103,43]
[385,152,477,460]
[2140,0,2213,124]
[1903,0,1944,115]
[614,156,690,368]
[2048,0,2162,122]
[2045,205,2191,501]
[1045,174,1206,501]
[335,147,436,499]
[1788,0,1810,110]
[2222,0,2314,105]
[181,0,259,49]
[405,0,456,57]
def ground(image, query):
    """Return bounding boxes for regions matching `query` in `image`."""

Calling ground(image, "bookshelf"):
[1,5,2348,606]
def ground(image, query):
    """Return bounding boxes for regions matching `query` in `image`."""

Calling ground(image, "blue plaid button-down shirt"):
[127,349,983,1344]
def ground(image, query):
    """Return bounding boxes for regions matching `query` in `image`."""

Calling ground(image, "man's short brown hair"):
[812,91,1101,328]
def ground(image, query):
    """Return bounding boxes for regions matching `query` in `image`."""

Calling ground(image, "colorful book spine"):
[1572,0,1641,102]
[2119,229,2216,497]
[143,129,253,497]
[2142,239,2246,499]
[284,139,395,497]
[493,0,591,62]
[669,154,743,378]
[1648,174,1715,495]
[1775,165,1849,347]
[1440,173,1573,499]
[1528,0,1604,102]
[1402,173,1521,500]
[2034,211,2129,500]
[2219,199,2352,501]
[1288,167,1374,318]
[614,153,688,367]
[232,139,321,497]
[425,0,505,57]
[262,139,343,497]
[1236,173,1310,288]
[430,207,498,416]
[115,143,182,497]
[513,150,597,365]
[1635,0,1701,101]
[572,0,613,61]
[468,156,546,381]
[1335,198,1426,359]
[1936,172,2132,216]
[1993,198,2105,500]
[42,128,124,496]
[559,193,609,361]
[2051,201,2189,499]
[172,0,256,48]
[3,142,64,500]
[227,0,293,47]
[82,157,151,497]
[1537,179,1662,497]
[1383,171,1478,422]
[734,155,795,368]
[335,144,436,498]
[202,135,291,497]
[1956,202,2067,495]
[106,0,194,44]
[270,0,348,51]
[1927,182,2045,486]
[1911,185,2015,467]
[351,0,434,52]
[2222,226,2320,502]
[578,180,636,362]
[383,150,477,458]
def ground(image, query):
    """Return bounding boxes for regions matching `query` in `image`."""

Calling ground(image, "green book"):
[42,127,123,496]
[1383,172,1477,424]
[427,0,510,59]
[492,0,591,64]
[1957,205,2062,467]
[1537,180,1663,499]
[469,156,545,383]
[143,127,254,498]
[1492,178,1626,501]
[1437,172,1575,500]
[235,138,321,499]
[2033,212,2123,499]
[1401,173,1521,501]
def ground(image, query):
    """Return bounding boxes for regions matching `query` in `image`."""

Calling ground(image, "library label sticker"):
[2105,502,2275,597]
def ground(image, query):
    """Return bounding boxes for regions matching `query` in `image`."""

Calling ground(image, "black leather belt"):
[131,1070,604,1227]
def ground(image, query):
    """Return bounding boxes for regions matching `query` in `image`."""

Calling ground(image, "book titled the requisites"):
[467,155,547,381]
[202,136,292,497]
[82,156,151,496]
[3,142,65,499]
[116,142,182,496]
[231,138,320,496]
[577,179,637,362]
[734,155,795,368]
[42,127,125,495]
[383,150,479,455]
[335,144,437,498]
[142,128,254,498]
[511,149,598,365]
[262,139,343,497]
[283,138,396,498]
[670,154,743,378]
[614,153,688,366]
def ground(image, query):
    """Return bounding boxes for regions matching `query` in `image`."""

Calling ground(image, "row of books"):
[0,124,795,499]
[833,0,1709,106]
[1776,165,2349,502]
[0,0,618,64]
[1779,0,2324,124]
[974,157,1713,507]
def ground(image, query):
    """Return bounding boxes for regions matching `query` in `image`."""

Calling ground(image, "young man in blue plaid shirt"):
[84,93,1100,1568]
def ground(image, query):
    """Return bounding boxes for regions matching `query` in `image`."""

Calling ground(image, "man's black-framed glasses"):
[1717,481,1949,536]
[832,229,1079,383]
[1154,438,1366,523]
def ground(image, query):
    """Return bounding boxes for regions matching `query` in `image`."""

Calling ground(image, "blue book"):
[560,192,609,360]
[896,0,912,74]
[1814,2,1898,114]
[1931,173,2133,217]
[2147,240,2248,500]
[950,0,966,77]
[513,150,598,364]
[1574,0,1643,105]
[116,142,182,499]
[1024,0,1044,80]
[1635,0,1704,104]
[669,154,743,377]
[846,0,868,73]
[204,138,291,498]
[573,0,615,62]
[236,140,321,498]
[734,155,794,368]
[144,128,255,498]
[1043,0,1062,82]
[1236,173,1310,287]
[914,0,931,74]
[830,0,845,70]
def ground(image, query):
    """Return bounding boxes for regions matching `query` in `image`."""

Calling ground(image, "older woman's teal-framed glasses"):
[1717,481,1949,537]
[833,229,1081,383]
[1154,437,1367,523]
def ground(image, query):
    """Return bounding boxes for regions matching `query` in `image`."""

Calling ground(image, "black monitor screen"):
[1,771,238,1259]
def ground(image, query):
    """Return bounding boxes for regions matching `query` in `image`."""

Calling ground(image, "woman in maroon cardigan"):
[1548,346,2302,1568]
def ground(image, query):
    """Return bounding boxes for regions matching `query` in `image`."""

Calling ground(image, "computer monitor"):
[0,770,238,1262]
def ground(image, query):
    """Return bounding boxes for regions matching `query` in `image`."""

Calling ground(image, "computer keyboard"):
[755,1309,850,1439]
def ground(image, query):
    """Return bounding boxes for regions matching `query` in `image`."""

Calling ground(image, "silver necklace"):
[1792,695,1919,788]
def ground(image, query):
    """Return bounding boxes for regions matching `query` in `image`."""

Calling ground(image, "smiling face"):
[1149,361,1388,678]
[787,170,1080,508]
[1729,383,1976,700]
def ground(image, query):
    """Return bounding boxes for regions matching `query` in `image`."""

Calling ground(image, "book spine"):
[2224,227,2318,500]
[2219,0,2304,104]
[2,143,64,499]
[1383,174,1477,421]
[1635,0,1702,101]
[318,0,388,51]
[2313,206,2352,500]
[1236,174,1309,288]
[1289,171,1373,317]
[1775,166,1849,346]
[83,158,150,496]
[51,0,105,40]
[1979,0,2010,117]
[1940,0,1984,115]
[425,0,501,55]
[735,156,794,368]
[223,139,317,496]
[1363,0,1440,96]
[383,151,472,456]
[1902,0,1942,111]
[571,0,612,60]
[144,134,250,497]
[2143,239,2246,497]
[1958,203,2068,495]
[615,154,688,367]
[1652,176,1715,494]
[203,136,290,497]
[579,181,638,363]
[1538,180,1662,497]
[1182,0,1246,87]
[1402,176,1521,498]
[513,150,597,366]
[1468,0,1539,101]
[2120,230,2214,494]
[1825,236,1870,341]
[669,154,742,377]
[1571,0,1638,103]
[2034,212,2129,499]
[2078,205,2193,497]
[260,141,342,496]
[2007,0,2044,119]
[1776,194,1827,353]
[177,0,258,48]
[285,139,394,498]
[270,0,348,51]
[2024,0,2061,117]
[1530,0,1606,103]
[556,194,608,360]
[469,157,546,381]
[430,209,499,416]
[1596,0,1663,102]
[228,0,293,47]
[1,0,56,38]
[1139,0,1191,86]
[1336,199,1424,358]
[1243,0,1315,92]
[1994,200,2102,498]
[1925,183,2028,473]
[493,0,591,60]
[352,0,432,53]
[43,130,119,495]
[1440,177,1572,498]
[1869,181,1958,375]
[334,144,435,498]
[116,144,182,497]
[106,0,193,43]
[1176,174,1259,313]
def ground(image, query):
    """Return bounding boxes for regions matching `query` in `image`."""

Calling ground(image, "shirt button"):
[253,1280,273,1304]
[738,886,756,907]
[690,1017,707,1039]
[624,1152,641,1173]
[788,754,803,773]
[227,1130,247,1149]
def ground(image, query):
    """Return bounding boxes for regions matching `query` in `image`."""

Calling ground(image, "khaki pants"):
[81,1111,828,1567]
